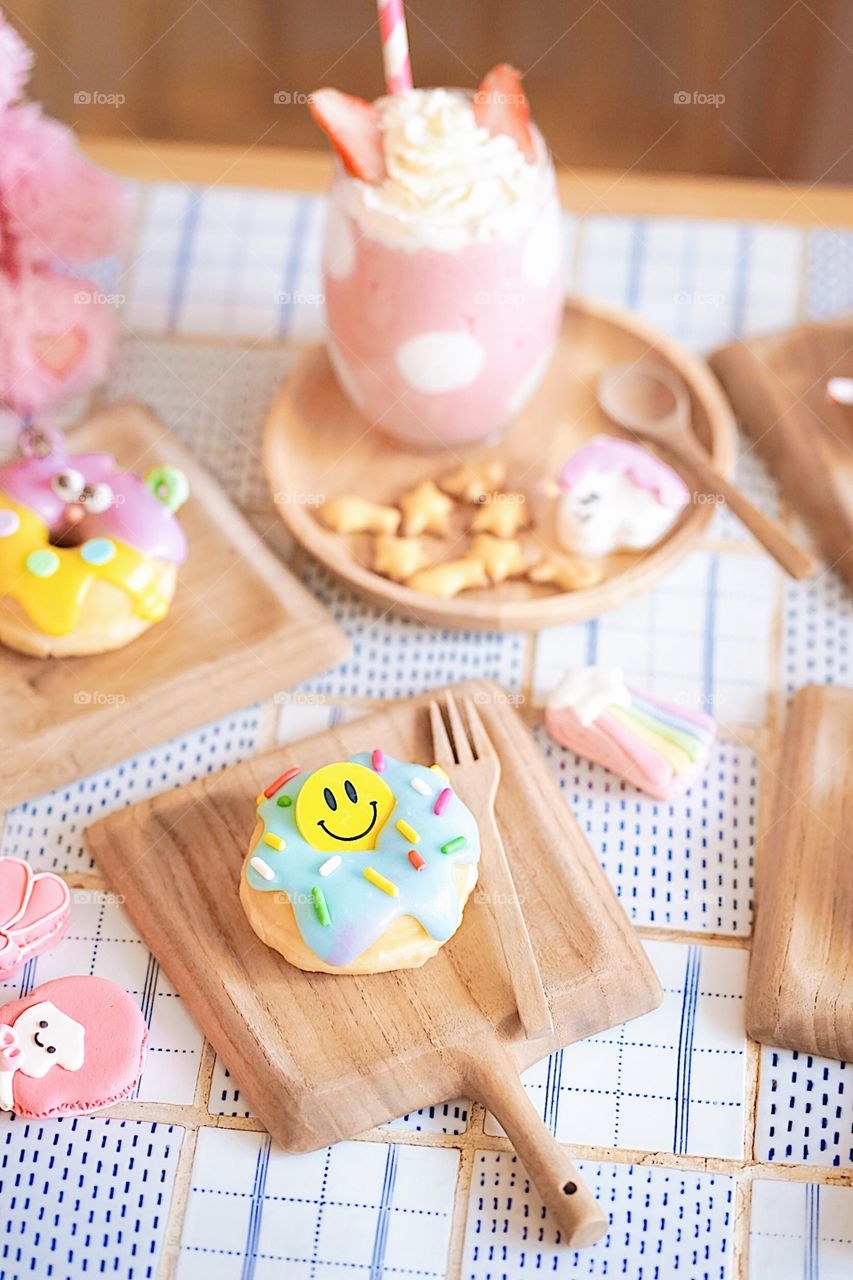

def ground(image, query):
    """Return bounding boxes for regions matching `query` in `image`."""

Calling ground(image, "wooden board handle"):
[466,1048,608,1248]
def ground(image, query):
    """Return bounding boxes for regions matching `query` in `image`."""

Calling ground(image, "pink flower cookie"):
[545,666,716,801]
[0,975,148,1118]
[556,436,690,558]
[0,856,70,979]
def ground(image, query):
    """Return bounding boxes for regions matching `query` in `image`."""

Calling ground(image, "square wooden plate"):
[0,402,349,805]
[86,678,661,1152]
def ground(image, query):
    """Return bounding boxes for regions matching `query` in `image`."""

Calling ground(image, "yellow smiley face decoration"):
[295,762,396,853]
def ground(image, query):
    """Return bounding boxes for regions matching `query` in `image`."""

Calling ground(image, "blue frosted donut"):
[243,751,480,968]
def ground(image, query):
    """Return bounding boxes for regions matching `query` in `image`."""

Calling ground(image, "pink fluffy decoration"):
[0,105,128,267]
[0,269,117,417]
[0,12,128,416]
[0,12,30,113]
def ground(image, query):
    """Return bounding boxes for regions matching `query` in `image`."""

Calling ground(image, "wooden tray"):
[86,677,660,1158]
[711,318,853,589]
[264,299,736,631]
[0,402,349,806]
[747,684,853,1061]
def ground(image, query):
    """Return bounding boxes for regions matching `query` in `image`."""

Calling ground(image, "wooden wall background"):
[7,0,853,182]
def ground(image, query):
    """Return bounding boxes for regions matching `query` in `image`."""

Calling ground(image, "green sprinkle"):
[441,836,467,855]
[277,794,292,807]
[311,885,331,927]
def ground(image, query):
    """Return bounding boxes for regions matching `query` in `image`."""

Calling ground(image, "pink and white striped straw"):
[377,0,413,95]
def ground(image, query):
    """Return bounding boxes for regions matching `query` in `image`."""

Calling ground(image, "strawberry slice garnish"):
[473,64,536,162]
[309,88,387,183]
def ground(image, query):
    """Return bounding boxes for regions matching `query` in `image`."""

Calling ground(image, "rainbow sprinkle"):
[430,764,449,781]
[312,885,331,926]
[319,855,341,877]
[249,856,275,881]
[410,777,431,796]
[363,866,399,897]
[263,766,300,798]
[408,850,425,871]
[396,818,420,844]
[441,836,467,855]
[371,749,386,772]
[277,794,292,808]
[434,787,453,816]
[255,793,265,807]
[263,832,286,852]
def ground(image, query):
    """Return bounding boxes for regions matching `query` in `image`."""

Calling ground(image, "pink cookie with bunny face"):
[0,975,148,1118]
[0,856,70,978]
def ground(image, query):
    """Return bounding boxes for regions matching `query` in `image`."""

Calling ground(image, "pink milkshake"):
[313,73,564,448]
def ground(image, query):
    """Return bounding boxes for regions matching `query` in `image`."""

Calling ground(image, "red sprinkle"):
[263,766,300,798]
[371,749,386,773]
[434,787,453,816]
[408,850,425,871]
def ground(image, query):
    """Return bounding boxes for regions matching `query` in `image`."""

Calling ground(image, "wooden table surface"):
[82,137,853,227]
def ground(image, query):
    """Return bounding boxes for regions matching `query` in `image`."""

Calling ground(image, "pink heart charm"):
[32,326,88,378]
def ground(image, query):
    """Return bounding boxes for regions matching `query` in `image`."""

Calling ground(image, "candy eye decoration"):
[295,762,396,853]
[79,482,114,514]
[145,465,190,514]
[50,468,85,502]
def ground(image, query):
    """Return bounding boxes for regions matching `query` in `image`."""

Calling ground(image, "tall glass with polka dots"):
[321,89,564,448]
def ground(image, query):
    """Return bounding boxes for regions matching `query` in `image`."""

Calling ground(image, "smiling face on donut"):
[295,762,396,852]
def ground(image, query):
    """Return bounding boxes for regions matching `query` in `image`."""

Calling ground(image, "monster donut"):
[0,425,189,657]
[240,751,481,974]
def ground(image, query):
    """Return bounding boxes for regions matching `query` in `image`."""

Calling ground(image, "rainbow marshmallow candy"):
[545,666,716,801]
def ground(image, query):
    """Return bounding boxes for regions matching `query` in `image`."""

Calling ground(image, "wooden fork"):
[429,690,553,1040]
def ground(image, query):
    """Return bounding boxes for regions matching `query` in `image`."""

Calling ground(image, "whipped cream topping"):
[338,88,551,251]
[547,666,632,727]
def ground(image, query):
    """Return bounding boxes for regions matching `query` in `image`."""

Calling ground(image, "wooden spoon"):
[597,361,817,579]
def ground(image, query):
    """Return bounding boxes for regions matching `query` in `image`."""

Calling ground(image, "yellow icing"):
[607,704,693,775]
[0,496,175,636]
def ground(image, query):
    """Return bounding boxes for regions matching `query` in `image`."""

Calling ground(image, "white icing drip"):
[547,666,632,727]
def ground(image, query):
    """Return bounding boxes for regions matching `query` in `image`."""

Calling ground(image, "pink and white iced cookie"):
[0,424,189,657]
[0,975,148,1118]
[545,666,716,801]
[556,436,690,558]
[0,856,70,979]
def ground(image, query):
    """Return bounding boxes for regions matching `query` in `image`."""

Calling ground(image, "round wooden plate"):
[264,299,736,631]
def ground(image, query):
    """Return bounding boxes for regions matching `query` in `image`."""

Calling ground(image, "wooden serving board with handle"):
[747,684,853,1061]
[86,678,662,1246]
[0,402,349,805]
